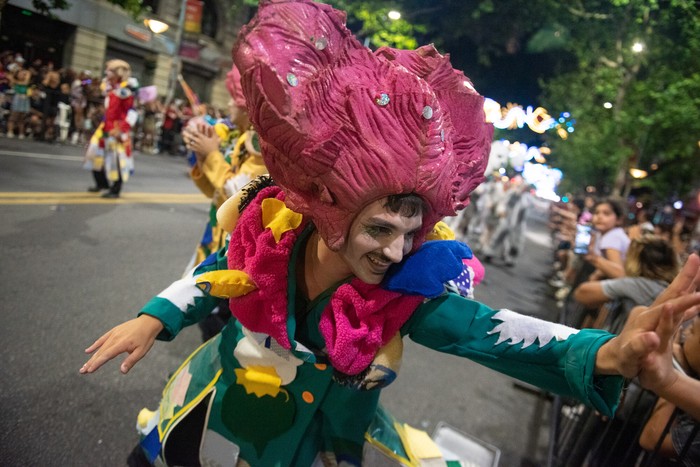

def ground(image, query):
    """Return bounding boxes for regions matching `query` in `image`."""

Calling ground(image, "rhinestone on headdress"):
[422,105,433,119]
[375,93,390,106]
[440,129,445,142]
[286,73,299,87]
[315,37,328,50]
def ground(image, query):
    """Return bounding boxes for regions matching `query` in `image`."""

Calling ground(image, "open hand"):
[594,254,700,391]
[80,314,163,375]
[184,124,220,164]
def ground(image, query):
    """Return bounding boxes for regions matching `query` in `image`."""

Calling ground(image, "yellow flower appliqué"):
[234,366,287,399]
[261,198,303,243]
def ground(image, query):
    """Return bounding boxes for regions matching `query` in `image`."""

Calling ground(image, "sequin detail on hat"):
[422,105,433,119]
[315,37,328,50]
[375,93,390,106]
[286,73,299,87]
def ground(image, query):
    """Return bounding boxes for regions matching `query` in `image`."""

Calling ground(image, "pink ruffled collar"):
[227,186,424,375]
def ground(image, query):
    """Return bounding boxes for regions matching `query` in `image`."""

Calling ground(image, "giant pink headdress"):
[233,0,492,250]
[225,65,246,108]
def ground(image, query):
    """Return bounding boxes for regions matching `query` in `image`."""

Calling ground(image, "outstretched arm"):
[80,314,163,374]
[593,254,700,389]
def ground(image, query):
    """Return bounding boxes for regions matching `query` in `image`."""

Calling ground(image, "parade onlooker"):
[573,234,680,329]
[69,70,90,144]
[160,99,181,155]
[83,59,138,198]
[639,316,700,465]
[6,68,31,139]
[627,208,655,241]
[140,97,162,154]
[585,198,631,281]
[39,70,67,142]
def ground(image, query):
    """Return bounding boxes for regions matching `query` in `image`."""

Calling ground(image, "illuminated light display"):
[483,98,574,139]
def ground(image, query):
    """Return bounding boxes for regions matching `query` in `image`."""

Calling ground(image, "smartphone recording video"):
[573,224,592,255]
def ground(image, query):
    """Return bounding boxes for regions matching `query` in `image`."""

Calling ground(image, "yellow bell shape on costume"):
[195,270,257,298]
[261,198,303,243]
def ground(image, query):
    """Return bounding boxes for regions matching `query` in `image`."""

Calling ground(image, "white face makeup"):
[338,198,423,284]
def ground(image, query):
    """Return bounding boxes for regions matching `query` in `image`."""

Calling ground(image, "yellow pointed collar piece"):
[195,270,257,298]
[261,198,303,243]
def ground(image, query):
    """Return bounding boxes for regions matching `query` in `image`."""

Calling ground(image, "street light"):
[631,41,644,53]
[388,10,401,20]
[629,168,648,179]
[144,18,169,34]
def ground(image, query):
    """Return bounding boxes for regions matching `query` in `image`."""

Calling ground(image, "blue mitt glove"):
[382,240,473,298]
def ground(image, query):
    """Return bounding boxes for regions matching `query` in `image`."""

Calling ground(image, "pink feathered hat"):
[225,65,246,108]
[233,0,492,250]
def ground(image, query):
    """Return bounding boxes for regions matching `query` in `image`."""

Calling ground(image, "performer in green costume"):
[81,1,700,465]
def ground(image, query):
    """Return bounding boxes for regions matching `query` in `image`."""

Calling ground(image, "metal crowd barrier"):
[547,286,699,467]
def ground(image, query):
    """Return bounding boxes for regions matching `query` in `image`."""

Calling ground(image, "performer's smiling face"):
[339,197,423,284]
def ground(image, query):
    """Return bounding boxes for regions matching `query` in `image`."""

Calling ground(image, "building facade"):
[2,0,251,110]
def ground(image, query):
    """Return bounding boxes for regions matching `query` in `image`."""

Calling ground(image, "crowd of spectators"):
[0,50,226,156]
[547,193,700,465]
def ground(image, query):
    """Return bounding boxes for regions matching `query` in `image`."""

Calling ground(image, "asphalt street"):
[0,137,559,466]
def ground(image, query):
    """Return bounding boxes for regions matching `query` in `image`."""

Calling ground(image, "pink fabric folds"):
[319,280,424,375]
[225,65,246,108]
[227,186,302,349]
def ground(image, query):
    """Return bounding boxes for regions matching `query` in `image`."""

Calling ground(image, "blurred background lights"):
[629,168,648,179]
[603,102,613,109]
[632,41,645,53]
[388,10,401,20]
[673,200,684,210]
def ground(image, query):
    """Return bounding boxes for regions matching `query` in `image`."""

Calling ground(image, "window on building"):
[201,0,218,39]
[142,0,160,15]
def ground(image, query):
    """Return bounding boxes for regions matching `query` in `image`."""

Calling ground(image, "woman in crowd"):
[573,234,679,329]
[79,1,700,466]
[585,198,631,281]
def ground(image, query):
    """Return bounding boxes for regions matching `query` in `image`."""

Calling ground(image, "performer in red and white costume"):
[84,59,138,198]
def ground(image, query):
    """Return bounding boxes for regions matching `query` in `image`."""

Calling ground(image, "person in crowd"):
[181,65,268,341]
[39,70,67,142]
[69,70,90,145]
[160,99,181,155]
[573,234,680,329]
[639,315,700,465]
[83,59,138,198]
[6,67,32,139]
[79,1,700,465]
[627,208,655,241]
[585,198,631,281]
[140,97,162,154]
[548,199,581,274]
